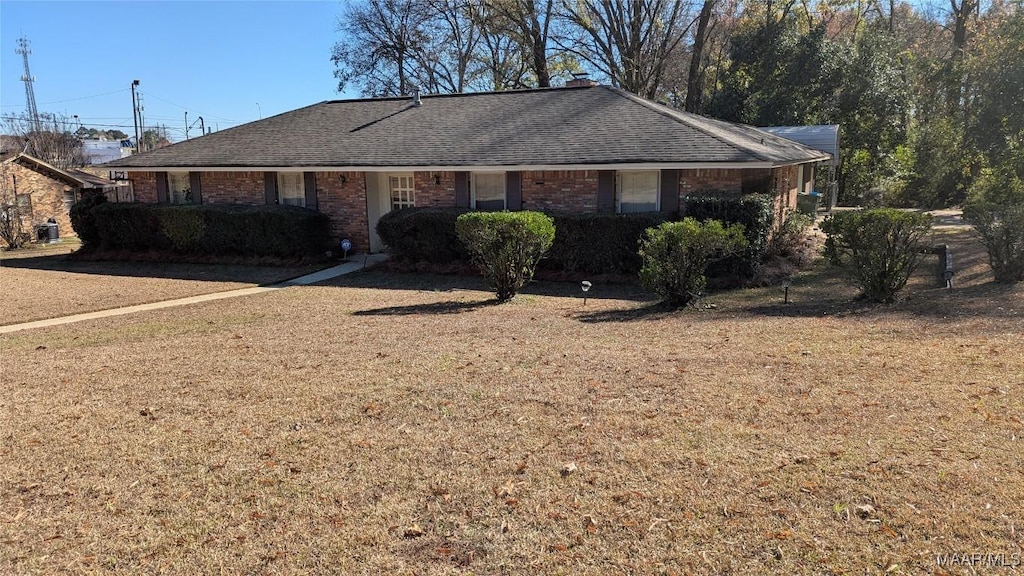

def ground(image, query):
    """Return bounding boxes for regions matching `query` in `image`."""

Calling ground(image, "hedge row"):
[83,203,331,258]
[546,212,669,274]
[684,194,775,279]
[376,207,471,263]
[377,194,775,277]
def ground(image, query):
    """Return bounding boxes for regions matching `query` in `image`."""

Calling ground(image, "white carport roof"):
[761,125,840,167]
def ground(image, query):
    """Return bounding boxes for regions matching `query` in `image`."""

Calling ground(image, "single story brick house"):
[104,83,831,253]
[1,150,121,241]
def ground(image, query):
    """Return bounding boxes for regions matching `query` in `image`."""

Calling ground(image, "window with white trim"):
[617,171,659,213]
[389,175,415,210]
[277,173,305,206]
[168,171,192,204]
[472,172,505,210]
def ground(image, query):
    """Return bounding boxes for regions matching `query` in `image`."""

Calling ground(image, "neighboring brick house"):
[0,151,121,242]
[105,84,831,253]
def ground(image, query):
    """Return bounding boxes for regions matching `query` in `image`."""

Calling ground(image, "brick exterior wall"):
[1,159,77,241]
[124,165,812,252]
[130,172,158,203]
[771,165,800,227]
[679,168,745,197]
[521,170,598,212]
[413,171,458,207]
[316,171,369,252]
[199,172,266,205]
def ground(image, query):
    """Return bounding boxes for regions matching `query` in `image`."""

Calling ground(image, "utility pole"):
[186,115,204,140]
[131,79,140,153]
[16,37,41,132]
[139,94,146,151]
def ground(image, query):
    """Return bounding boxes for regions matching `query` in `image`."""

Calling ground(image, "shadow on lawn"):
[573,302,677,323]
[0,252,320,285]
[353,299,500,316]
[326,269,654,302]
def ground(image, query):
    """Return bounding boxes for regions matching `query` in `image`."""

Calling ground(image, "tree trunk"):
[685,0,715,113]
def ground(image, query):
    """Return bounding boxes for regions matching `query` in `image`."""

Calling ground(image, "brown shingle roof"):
[104,85,830,170]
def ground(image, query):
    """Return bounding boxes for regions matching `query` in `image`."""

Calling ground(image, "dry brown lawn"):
[0,242,323,326]
[1,226,1022,575]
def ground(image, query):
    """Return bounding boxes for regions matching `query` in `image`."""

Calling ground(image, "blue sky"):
[1,1,353,141]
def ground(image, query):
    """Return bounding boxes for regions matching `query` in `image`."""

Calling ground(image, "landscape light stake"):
[782,279,791,304]
[581,280,592,307]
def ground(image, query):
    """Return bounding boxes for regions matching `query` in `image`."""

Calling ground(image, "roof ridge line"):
[601,86,772,161]
[323,84,593,105]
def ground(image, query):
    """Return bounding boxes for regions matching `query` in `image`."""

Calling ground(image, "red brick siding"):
[771,165,800,228]
[2,160,77,240]
[199,171,266,205]
[316,171,369,252]
[521,170,598,212]
[678,168,745,198]
[129,171,157,203]
[413,171,457,207]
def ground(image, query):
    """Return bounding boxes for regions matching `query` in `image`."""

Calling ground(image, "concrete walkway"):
[0,254,388,335]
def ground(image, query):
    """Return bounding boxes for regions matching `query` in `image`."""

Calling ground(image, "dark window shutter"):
[455,172,470,208]
[189,172,202,204]
[597,170,615,213]
[505,171,522,211]
[304,172,317,209]
[156,172,169,203]
[264,172,278,205]
[659,169,679,214]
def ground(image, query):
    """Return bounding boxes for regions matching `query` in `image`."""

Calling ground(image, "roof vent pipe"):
[412,87,421,107]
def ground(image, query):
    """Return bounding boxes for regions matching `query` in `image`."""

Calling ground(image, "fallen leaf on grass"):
[404,524,424,539]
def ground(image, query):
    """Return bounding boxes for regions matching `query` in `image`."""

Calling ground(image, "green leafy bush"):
[638,218,749,307]
[69,192,108,249]
[962,167,1024,283]
[768,211,814,258]
[821,209,932,302]
[963,203,1024,282]
[683,193,774,279]
[546,212,668,274]
[90,203,330,257]
[456,211,555,302]
[376,207,470,263]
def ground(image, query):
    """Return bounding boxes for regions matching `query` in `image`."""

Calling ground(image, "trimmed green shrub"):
[962,166,1024,283]
[376,207,470,263]
[963,202,1024,282]
[90,203,330,258]
[683,194,775,279]
[69,192,108,249]
[821,209,932,302]
[546,212,668,274]
[639,218,749,307]
[456,211,555,302]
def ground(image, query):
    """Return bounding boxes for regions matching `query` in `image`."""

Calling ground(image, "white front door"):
[367,172,415,253]
[388,173,415,210]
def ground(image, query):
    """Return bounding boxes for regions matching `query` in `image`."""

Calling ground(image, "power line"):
[142,92,238,123]
[0,88,130,108]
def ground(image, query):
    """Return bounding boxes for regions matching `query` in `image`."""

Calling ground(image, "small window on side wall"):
[63,190,77,210]
[168,171,192,204]
[277,173,305,207]
[617,171,659,213]
[472,172,505,211]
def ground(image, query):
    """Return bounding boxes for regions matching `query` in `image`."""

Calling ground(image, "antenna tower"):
[16,36,41,132]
